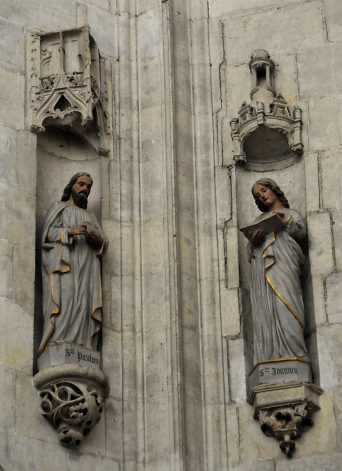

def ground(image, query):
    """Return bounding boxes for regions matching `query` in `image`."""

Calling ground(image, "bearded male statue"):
[38,172,107,356]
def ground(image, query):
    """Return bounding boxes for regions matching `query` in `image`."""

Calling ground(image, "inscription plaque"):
[37,342,101,371]
[249,360,312,391]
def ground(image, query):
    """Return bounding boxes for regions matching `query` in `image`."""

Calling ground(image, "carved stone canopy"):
[27,25,112,155]
[230,50,303,169]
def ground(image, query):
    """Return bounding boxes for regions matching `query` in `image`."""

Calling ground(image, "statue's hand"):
[271,210,287,226]
[250,228,266,247]
[83,223,98,237]
[68,226,87,236]
[81,223,104,250]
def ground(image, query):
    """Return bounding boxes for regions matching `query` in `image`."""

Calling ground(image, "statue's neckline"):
[65,203,89,213]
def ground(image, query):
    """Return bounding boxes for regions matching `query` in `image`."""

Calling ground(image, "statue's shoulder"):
[43,201,70,235]
[46,201,69,217]
[289,208,305,220]
[289,208,302,214]
[49,200,69,210]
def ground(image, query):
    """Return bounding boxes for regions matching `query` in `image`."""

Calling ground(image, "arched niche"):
[33,127,102,371]
[243,125,298,171]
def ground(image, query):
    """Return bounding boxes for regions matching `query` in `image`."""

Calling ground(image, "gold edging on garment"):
[263,231,305,330]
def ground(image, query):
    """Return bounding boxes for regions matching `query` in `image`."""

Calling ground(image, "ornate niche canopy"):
[230,50,303,169]
[27,25,112,155]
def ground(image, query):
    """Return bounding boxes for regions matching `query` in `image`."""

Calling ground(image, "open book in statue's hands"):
[239,213,284,240]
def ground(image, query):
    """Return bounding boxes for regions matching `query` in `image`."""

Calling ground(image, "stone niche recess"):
[29,26,111,449]
[230,50,322,457]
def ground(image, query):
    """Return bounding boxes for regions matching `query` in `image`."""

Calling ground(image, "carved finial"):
[249,49,275,108]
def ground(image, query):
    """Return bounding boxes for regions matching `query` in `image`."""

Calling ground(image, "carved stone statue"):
[38,172,107,356]
[243,178,323,457]
[247,178,309,367]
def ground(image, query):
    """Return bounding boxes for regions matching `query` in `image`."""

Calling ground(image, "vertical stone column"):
[114,0,229,468]
[115,0,182,469]
[171,1,229,469]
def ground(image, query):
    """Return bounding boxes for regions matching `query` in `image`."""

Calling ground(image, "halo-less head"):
[61,172,93,209]
[252,178,289,212]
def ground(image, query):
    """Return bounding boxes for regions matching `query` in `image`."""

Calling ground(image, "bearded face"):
[70,175,93,209]
[71,189,88,209]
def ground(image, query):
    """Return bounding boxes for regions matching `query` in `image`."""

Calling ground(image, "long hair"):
[252,178,290,212]
[61,172,92,201]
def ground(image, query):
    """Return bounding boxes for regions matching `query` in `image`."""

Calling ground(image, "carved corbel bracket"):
[229,50,303,166]
[27,25,112,156]
[33,364,109,449]
[248,382,323,457]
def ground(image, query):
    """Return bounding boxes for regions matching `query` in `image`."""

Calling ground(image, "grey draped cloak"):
[249,209,309,366]
[38,202,107,355]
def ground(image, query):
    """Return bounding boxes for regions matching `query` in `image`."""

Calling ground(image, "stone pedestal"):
[248,381,323,457]
[33,364,109,449]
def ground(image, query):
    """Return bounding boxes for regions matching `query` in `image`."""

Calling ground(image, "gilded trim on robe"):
[286,214,292,225]
[263,232,305,330]
[38,263,71,355]
[97,239,106,257]
[90,294,103,350]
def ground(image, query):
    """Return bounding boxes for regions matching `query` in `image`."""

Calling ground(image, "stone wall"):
[0,0,341,470]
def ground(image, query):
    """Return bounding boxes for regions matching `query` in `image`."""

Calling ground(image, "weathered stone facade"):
[0,0,342,469]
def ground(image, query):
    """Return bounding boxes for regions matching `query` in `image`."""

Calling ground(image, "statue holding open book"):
[241,178,310,369]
